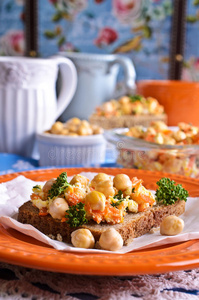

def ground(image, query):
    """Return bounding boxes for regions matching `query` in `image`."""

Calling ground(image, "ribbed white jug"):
[0,56,77,157]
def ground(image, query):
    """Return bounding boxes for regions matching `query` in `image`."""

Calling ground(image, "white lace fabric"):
[0,262,199,300]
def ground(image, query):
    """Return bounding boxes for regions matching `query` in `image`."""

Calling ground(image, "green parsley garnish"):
[113,190,124,200]
[32,185,42,192]
[155,178,189,206]
[111,199,125,207]
[65,202,88,228]
[33,185,41,189]
[47,172,70,199]
[129,94,143,102]
[111,190,125,207]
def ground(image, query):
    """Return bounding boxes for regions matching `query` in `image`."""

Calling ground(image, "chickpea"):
[160,215,184,236]
[190,126,198,136]
[86,126,93,135]
[99,228,123,251]
[121,103,131,115]
[125,131,133,137]
[163,136,176,145]
[101,102,114,113]
[113,174,132,191]
[85,191,106,211]
[66,124,79,133]
[42,178,56,194]
[129,126,144,138]
[119,96,130,105]
[90,173,110,188]
[71,229,95,249]
[123,186,132,197]
[110,99,120,110]
[60,128,69,135]
[154,133,164,144]
[91,126,104,135]
[66,117,81,125]
[51,121,64,134]
[95,180,115,198]
[147,97,158,112]
[172,130,186,142]
[48,198,69,219]
[78,125,92,136]
[145,127,157,136]
[151,121,168,131]
[81,120,90,127]
[70,174,89,187]
[131,102,143,114]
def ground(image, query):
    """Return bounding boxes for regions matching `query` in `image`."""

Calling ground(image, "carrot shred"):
[39,207,48,216]
[61,217,67,222]
[39,211,48,216]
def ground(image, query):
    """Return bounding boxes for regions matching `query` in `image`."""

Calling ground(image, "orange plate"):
[1,167,199,276]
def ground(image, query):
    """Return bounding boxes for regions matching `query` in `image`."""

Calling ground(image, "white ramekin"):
[36,132,106,166]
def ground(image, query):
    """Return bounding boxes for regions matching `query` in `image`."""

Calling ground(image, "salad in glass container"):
[105,121,199,178]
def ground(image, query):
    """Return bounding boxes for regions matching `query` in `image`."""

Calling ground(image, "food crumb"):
[57,233,63,242]
[149,227,160,234]
[48,234,55,240]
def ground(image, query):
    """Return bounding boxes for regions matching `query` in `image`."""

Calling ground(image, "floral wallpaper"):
[40,0,173,80]
[0,0,24,56]
[0,0,198,81]
[182,0,199,81]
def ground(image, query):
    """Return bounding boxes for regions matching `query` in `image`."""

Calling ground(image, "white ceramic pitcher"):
[59,52,136,121]
[0,56,77,157]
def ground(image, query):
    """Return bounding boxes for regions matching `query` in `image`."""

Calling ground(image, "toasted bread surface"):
[18,200,185,246]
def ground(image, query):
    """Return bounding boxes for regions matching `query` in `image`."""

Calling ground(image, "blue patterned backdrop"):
[0,0,198,81]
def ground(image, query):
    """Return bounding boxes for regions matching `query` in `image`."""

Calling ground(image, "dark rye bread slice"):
[17,200,185,246]
[89,114,168,130]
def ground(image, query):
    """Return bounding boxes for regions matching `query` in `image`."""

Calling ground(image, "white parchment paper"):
[0,173,199,254]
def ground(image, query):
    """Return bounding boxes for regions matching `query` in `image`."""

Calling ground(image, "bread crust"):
[89,114,168,130]
[18,200,185,246]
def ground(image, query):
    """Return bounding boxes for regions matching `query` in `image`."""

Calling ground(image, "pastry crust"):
[89,114,168,130]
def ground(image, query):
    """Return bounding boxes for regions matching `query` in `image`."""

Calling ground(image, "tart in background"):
[89,94,167,129]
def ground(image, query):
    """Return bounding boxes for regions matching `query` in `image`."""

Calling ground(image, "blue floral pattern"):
[0,0,198,80]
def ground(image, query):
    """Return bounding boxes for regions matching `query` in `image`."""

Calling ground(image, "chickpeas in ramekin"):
[46,118,104,136]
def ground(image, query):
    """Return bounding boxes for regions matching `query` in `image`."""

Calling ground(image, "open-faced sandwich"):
[18,172,188,251]
[89,94,167,129]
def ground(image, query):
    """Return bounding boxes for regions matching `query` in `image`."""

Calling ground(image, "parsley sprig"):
[111,188,135,207]
[155,178,189,206]
[65,202,88,227]
[33,185,41,189]
[47,172,70,199]
[111,190,126,207]
[32,185,42,193]
[129,94,142,102]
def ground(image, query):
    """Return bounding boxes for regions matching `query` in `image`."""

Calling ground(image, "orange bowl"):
[137,80,199,126]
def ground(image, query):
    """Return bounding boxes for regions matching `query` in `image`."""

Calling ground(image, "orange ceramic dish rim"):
[137,80,199,87]
[0,167,199,276]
